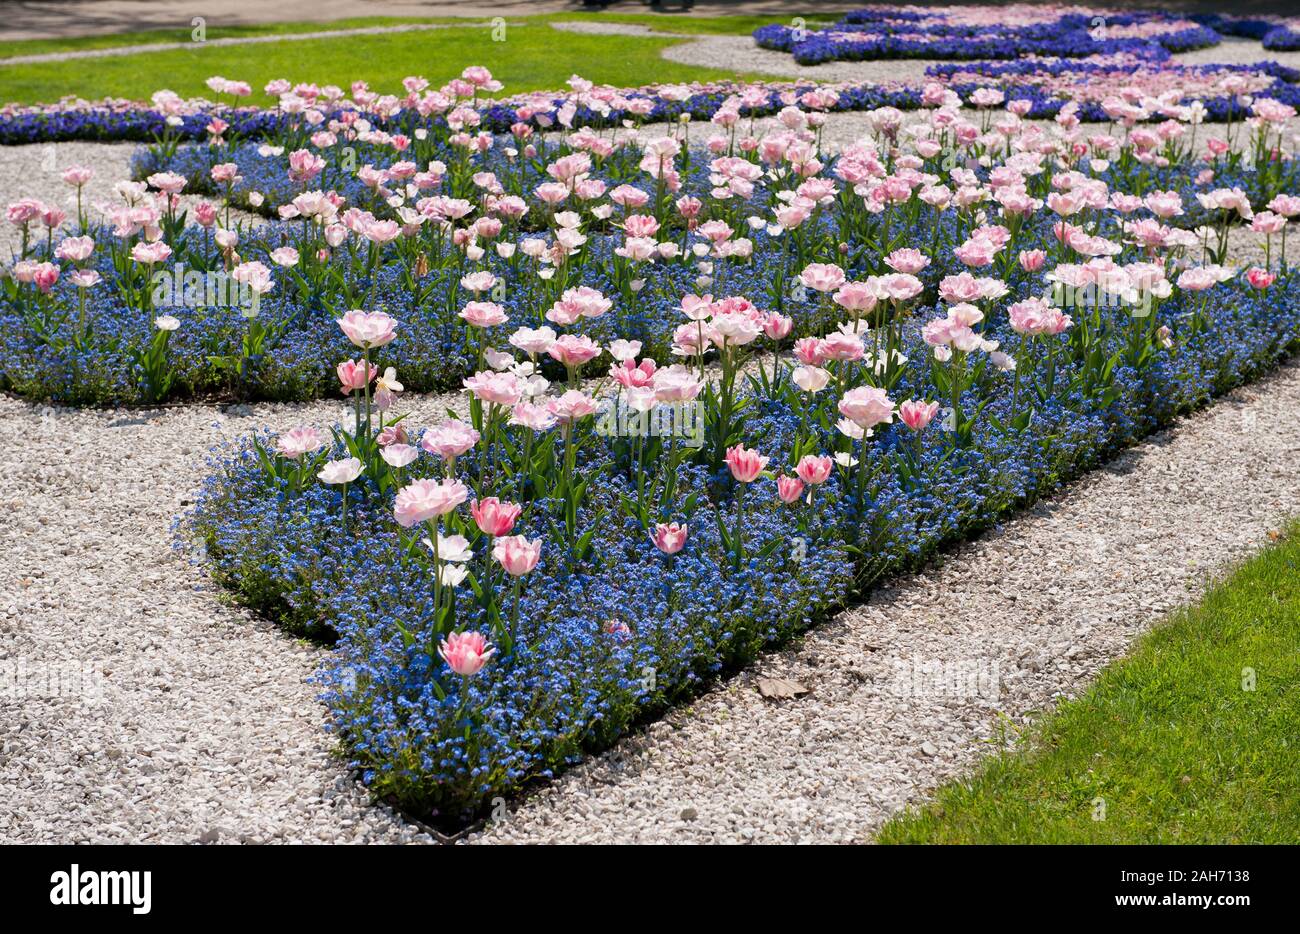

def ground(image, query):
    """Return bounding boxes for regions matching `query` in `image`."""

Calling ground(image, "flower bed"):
[753,7,1221,66]
[5,24,1296,151]
[143,70,1298,825]
[188,273,1294,827]
[6,65,1299,406]
[1264,27,1300,53]
[183,279,1300,827]
[7,29,1300,826]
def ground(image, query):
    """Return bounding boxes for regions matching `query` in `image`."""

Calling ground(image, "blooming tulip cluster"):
[58,35,1286,825]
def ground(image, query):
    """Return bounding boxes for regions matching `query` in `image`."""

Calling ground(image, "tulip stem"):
[510,577,522,649]
[427,519,442,620]
[733,482,746,572]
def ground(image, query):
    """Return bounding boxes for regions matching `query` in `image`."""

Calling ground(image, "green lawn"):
[879,522,1300,844]
[0,12,839,104]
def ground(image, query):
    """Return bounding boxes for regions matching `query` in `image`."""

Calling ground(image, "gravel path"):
[467,357,1300,844]
[547,20,937,85]
[1172,35,1300,69]
[652,30,1300,85]
[0,391,477,844]
[663,33,938,85]
[0,22,511,66]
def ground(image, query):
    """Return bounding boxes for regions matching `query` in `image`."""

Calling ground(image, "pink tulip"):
[438,631,495,677]
[62,165,94,187]
[210,163,241,184]
[492,535,542,576]
[776,475,805,504]
[547,334,602,368]
[795,454,834,486]
[471,497,522,537]
[317,457,362,485]
[1245,267,1276,290]
[876,273,925,302]
[54,236,94,262]
[462,370,523,407]
[337,309,398,348]
[380,444,419,469]
[838,386,896,430]
[653,365,704,403]
[131,241,172,265]
[510,401,559,432]
[288,149,326,182]
[820,331,864,362]
[420,420,480,459]
[547,390,599,423]
[763,312,794,341]
[194,201,218,227]
[884,248,931,275]
[725,444,769,483]
[792,365,830,393]
[898,400,941,432]
[276,426,326,459]
[31,262,59,293]
[549,286,612,324]
[611,357,657,389]
[393,478,469,527]
[459,301,508,328]
[1176,268,1218,292]
[336,359,377,394]
[832,281,879,313]
[650,522,688,555]
[799,262,846,294]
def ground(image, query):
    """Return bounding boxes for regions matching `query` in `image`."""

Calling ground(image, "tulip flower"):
[777,475,805,504]
[318,457,363,534]
[492,535,542,647]
[439,630,495,677]
[651,522,688,555]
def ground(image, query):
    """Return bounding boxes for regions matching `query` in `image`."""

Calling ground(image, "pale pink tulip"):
[439,631,495,677]
[471,498,522,537]
[492,535,542,575]
[725,444,769,483]
[651,522,689,555]
[393,478,469,527]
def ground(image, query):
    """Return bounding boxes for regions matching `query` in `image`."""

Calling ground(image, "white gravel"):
[0,394,452,843]
[1172,35,1300,70]
[664,33,939,85]
[653,30,1300,86]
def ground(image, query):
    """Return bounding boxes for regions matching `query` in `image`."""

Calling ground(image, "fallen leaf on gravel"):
[756,676,809,700]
